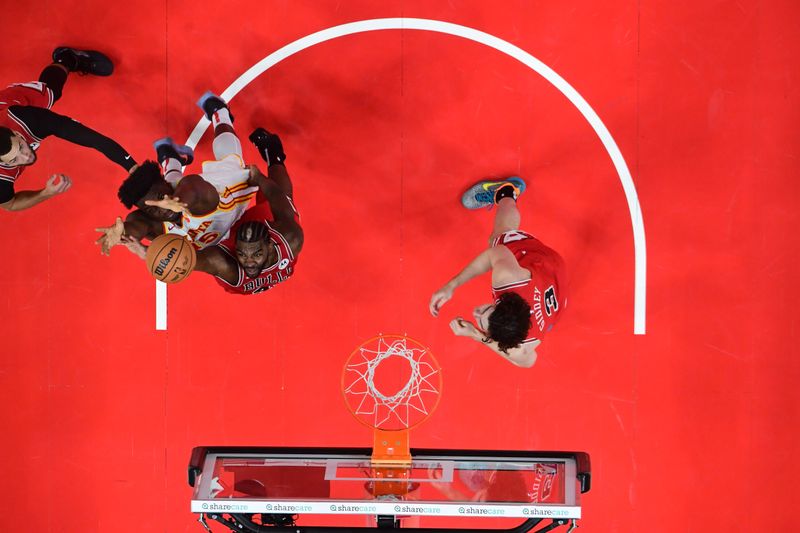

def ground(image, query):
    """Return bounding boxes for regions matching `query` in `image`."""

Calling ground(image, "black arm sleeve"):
[10,105,137,172]
[0,180,14,204]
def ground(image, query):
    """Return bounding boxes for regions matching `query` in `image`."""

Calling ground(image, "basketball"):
[145,234,196,283]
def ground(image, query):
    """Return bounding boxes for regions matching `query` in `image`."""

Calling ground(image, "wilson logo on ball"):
[154,247,179,276]
[145,234,197,284]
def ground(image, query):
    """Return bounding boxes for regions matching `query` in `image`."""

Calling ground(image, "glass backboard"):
[189,447,590,531]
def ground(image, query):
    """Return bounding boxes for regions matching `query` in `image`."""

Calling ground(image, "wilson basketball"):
[145,234,196,283]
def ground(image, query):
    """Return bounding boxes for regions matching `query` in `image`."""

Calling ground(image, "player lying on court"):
[122,129,303,295]
[95,92,257,253]
[0,46,138,211]
[429,179,567,368]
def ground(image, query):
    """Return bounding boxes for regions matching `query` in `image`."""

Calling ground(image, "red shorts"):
[0,81,54,112]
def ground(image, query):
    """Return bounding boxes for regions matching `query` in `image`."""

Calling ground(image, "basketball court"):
[1,1,798,531]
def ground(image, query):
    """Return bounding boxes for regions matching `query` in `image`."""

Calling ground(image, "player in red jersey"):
[193,128,303,294]
[204,196,300,295]
[0,47,137,211]
[429,178,567,368]
[119,128,303,294]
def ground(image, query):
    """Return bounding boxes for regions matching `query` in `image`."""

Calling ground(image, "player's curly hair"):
[0,127,14,157]
[237,221,270,243]
[486,292,532,353]
[117,160,163,209]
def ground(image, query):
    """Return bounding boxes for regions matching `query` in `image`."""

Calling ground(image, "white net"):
[343,335,441,430]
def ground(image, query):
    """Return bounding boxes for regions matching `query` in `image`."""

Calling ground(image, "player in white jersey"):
[95,93,257,254]
[158,92,258,249]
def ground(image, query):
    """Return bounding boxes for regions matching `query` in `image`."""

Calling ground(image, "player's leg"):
[37,64,67,103]
[154,137,194,187]
[197,92,242,162]
[249,127,292,197]
[44,47,114,102]
[491,195,521,242]
[489,179,526,241]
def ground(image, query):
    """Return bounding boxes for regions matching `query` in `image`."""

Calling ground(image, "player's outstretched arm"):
[118,236,236,286]
[248,165,304,254]
[429,248,494,317]
[14,106,137,172]
[143,195,189,215]
[449,317,539,368]
[430,246,530,317]
[247,165,296,221]
[0,174,72,211]
[95,210,164,255]
[195,246,239,285]
[119,235,148,260]
[124,210,164,240]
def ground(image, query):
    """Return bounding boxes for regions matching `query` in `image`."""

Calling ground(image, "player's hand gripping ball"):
[145,234,196,283]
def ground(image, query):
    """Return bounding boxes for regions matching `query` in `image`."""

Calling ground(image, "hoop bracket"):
[371,428,411,465]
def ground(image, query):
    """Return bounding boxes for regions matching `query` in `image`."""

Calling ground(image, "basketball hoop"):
[341,334,442,480]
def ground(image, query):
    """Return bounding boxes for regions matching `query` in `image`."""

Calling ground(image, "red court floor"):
[1,1,798,531]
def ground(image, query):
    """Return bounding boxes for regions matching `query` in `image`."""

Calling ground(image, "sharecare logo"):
[201,502,246,512]
[329,504,377,513]
[393,504,442,514]
[458,506,505,516]
[522,507,569,517]
[264,503,312,512]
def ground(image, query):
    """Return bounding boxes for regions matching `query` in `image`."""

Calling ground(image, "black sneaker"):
[248,127,286,165]
[196,91,234,122]
[248,127,270,146]
[52,47,114,76]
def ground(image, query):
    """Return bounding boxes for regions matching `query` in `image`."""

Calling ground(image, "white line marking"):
[158,18,647,334]
[156,280,167,330]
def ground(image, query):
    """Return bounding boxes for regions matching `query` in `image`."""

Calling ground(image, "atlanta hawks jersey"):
[163,156,257,249]
[0,81,54,183]
[214,201,299,295]
[491,230,568,344]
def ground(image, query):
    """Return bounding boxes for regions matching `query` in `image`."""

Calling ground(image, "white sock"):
[161,158,183,186]
[211,107,232,128]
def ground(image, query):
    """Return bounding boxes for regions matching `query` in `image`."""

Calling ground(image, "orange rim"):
[341,334,442,432]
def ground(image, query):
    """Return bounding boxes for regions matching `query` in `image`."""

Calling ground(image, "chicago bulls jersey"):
[491,230,568,343]
[164,157,257,249]
[214,201,298,295]
[0,81,54,183]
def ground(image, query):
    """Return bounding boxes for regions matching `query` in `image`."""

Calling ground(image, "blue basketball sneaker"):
[461,177,526,209]
[153,137,194,166]
[197,91,233,122]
